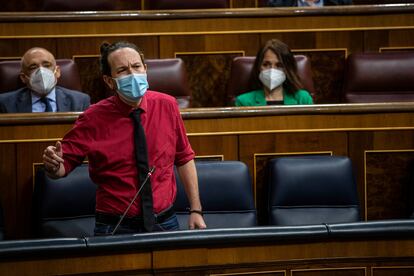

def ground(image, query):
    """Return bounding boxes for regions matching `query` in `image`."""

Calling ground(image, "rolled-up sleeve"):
[173,104,195,166]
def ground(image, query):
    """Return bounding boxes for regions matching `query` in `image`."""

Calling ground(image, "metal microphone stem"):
[111,166,155,235]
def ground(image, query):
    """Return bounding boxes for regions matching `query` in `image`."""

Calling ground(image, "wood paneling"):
[16,142,52,238]
[57,37,159,59]
[292,268,365,276]
[372,267,414,276]
[1,7,414,106]
[0,252,152,276]
[159,34,260,58]
[3,237,414,275]
[294,49,347,103]
[388,29,414,47]
[73,56,111,104]
[188,135,238,160]
[178,52,243,107]
[365,150,414,220]
[0,144,16,238]
[0,38,56,58]
[0,104,413,238]
[348,130,414,219]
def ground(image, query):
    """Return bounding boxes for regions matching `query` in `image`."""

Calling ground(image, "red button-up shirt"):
[62,91,195,216]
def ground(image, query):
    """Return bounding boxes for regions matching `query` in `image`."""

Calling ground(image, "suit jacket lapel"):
[56,87,70,112]
[16,88,32,113]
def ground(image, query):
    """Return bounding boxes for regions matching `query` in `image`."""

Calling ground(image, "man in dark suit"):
[268,0,352,6]
[0,47,90,113]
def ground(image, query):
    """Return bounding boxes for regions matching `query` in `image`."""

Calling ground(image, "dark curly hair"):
[99,41,145,76]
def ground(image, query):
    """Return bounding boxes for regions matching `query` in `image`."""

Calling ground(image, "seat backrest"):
[226,55,315,103]
[146,58,192,108]
[147,0,229,9]
[33,160,257,236]
[267,156,360,226]
[33,164,96,238]
[0,59,82,93]
[343,52,414,103]
[174,161,257,229]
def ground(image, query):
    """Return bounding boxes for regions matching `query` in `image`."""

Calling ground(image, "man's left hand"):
[189,213,207,229]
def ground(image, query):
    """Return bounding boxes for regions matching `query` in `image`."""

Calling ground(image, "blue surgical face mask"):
[113,73,149,102]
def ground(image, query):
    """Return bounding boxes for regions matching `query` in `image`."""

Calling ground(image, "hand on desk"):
[189,212,207,230]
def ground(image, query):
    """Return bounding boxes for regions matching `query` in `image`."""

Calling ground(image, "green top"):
[235,89,313,106]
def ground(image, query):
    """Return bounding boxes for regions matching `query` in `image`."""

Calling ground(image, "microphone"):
[111,166,155,235]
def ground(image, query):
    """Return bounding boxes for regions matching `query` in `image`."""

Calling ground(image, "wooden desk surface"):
[1,226,414,275]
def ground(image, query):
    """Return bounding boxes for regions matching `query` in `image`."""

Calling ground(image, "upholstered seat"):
[33,160,256,237]
[33,164,96,238]
[227,55,315,104]
[343,52,414,103]
[147,0,229,9]
[267,156,361,226]
[174,161,257,229]
[0,59,82,93]
[146,58,192,108]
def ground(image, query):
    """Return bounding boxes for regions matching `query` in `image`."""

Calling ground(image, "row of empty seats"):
[1,51,414,108]
[32,156,360,238]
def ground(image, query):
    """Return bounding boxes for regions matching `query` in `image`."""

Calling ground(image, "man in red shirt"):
[42,41,206,235]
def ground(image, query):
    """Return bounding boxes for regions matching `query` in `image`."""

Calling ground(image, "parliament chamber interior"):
[1,0,414,275]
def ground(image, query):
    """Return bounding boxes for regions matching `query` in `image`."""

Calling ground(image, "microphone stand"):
[111,166,155,235]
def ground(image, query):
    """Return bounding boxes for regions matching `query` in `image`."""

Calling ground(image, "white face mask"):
[29,67,57,96]
[298,0,324,7]
[259,68,286,91]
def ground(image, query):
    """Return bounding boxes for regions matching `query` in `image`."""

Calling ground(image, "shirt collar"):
[31,87,56,103]
[114,92,149,116]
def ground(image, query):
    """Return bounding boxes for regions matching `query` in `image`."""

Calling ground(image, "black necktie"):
[130,109,154,232]
[40,97,52,112]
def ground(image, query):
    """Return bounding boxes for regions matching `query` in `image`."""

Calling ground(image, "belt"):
[95,206,175,227]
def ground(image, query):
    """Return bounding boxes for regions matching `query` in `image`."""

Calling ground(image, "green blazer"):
[235,89,313,106]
